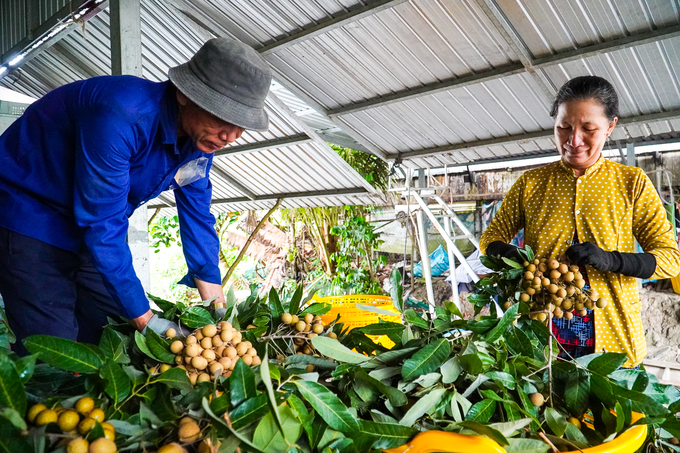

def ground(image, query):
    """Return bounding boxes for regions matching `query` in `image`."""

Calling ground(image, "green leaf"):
[375,347,419,364]
[504,438,551,453]
[230,358,257,407]
[565,372,590,417]
[505,325,534,357]
[202,398,266,453]
[488,419,532,437]
[0,421,30,452]
[152,367,193,393]
[444,300,463,319]
[294,380,359,433]
[99,328,129,364]
[401,339,450,381]
[13,355,37,384]
[502,257,523,269]
[357,303,398,317]
[399,388,447,426]
[587,353,629,375]
[151,385,179,421]
[180,306,214,329]
[403,309,428,329]
[0,407,26,431]
[484,371,516,390]
[465,399,496,423]
[390,268,404,313]
[100,359,131,405]
[300,303,332,316]
[134,331,160,361]
[289,285,304,315]
[269,287,284,321]
[564,422,589,444]
[632,372,650,393]
[231,394,270,430]
[253,404,303,453]
[610,381,669,417]
[440,357,462,384]
[355,369,407,407]
[0,354,26,416]
[459,353,484,375]
[285,354,338,370]
[358,322,404,337]
[357,419,417,449]
[544,407,568,437]
[145,329,175,364]
[457,420,508,446]
[311,336,368,364]
[23,335,104,374]
[260,348,285,436]
[484,304,518,343]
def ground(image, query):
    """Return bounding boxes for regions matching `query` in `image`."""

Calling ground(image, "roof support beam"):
[0,0,108,78]
[209,165,257,200]
[326,22,680,118]
[258,0,409,56]
[148,187,370,208]
[398,109,680,160]
[213,134,312,158]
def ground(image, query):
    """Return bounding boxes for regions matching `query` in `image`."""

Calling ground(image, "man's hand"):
[486,241,521,260]
[142,314,190,337]
[565,242,618,272]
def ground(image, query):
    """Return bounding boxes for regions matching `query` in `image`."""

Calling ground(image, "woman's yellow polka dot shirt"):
[480,156,680,367]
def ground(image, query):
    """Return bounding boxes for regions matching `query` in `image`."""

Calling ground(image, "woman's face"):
[554,98,617,173]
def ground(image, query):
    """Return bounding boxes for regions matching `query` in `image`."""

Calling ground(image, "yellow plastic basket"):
[314,294,401,348]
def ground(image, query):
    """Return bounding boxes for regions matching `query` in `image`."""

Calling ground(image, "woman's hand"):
[565,242,618,272]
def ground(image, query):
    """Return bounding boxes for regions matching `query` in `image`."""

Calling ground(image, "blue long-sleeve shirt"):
[0,75,221,319]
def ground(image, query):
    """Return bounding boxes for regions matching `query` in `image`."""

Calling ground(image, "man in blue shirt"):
[0,38,272,354]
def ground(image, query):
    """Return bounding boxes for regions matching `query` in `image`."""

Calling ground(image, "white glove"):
[143,314,190,337]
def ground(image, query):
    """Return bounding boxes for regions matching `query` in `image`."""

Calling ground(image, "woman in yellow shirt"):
[480,76,680,367]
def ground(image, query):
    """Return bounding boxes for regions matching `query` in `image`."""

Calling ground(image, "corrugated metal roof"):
[0,0,384,211]
[4,0,680,173]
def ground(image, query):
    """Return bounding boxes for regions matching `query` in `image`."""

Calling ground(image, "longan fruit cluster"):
[152,417,209,453]
[278,312,339,371]
[511,257,608,323]
[26,397,117,453]
[168,321,262,385]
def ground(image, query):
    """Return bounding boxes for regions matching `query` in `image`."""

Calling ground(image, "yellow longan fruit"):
[548,259,559,270]
[202,349,216,361]
[328,332,338,340]
[312,323,324,334]
[246,347,258,356]
[530,393,545,407]
[547,284,558,294]
[574,279,585,289]
[103,428,115,441]
[101,422,114,432]
[252,356,262,366]
[36,409,58,426]
[236,343,249,356]
[186,335,198,345]
[520,293,530,302]
[523,261,530,267]
[303,323,312,332]
[78,417,96,435]
[532,258,540,265]
[225,346,237,358]
[579,309,588,317]
[563,272,574,283]
[527,264,537,272]
[184,355,193,365]
[568,417,581,429]
[188,373,198,385]
[197,373,210,383]
[596,298,608,309]
[75,397,95,415]
[549,269,560,279]
[215,346,226,357]
[281,313,293,324]
[185,344,201,358]
[200,337,213,349]
[88,438,117,453]
[211,336,224,348]
[566,285,576,296]
[524,271,534,280]
[195,331,204,341]
[585,300,594,310]
[179,416,194,426]
[202,324,217,338]
[158,443,187,453]
[170,340,184,354]
[67,438,89,453]
[220,329,234,343]
[289,315,299,325]
[302,346,312,355]
[209,362,224,375]
[526,287,536,296]
[232,331,243,345]
[241,355,253,366]
[58,410,80,431]
[538,263,548,273]
[306,364,315,372]
[557,287,567,298]
[531,276,540,286]
[160,364,172,373]
[192,357,208,370]
[27,403,47,423]
[303,313,313,324]
[537,313,548,322]
[229,357,240,370]
[564,311,574,320]
[219,357,232,369]
[542,277,551,287]
[296,321,306,332]
[178,422,201,443]
[553,308,563,318]
[558,263,568,274]
[561,300,573,310]
[166,328,177,338]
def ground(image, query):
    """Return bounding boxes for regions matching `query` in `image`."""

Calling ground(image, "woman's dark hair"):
[550,76,619,121]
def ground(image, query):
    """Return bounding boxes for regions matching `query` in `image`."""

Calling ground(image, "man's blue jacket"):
[0,75,221,319]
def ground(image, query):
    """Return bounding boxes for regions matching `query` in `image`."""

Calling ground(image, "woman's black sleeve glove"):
[486,241,521,260]
[565,241,657,279]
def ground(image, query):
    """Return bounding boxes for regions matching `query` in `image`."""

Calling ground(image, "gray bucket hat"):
[168,37,272,132]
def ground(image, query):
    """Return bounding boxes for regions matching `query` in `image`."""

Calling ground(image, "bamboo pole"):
[221,199,282,287]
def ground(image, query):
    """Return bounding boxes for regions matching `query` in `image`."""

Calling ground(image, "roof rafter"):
[213,134,312,158]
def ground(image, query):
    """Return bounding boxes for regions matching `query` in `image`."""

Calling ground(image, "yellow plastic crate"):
[314,294,401,348]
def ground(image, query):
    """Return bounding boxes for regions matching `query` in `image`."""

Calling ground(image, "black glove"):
[565,241,656,279]
[486,241,521,260]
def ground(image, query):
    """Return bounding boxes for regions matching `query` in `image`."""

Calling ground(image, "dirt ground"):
[640,285,680,362]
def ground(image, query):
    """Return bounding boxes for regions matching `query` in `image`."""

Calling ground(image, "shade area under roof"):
[2,0,680,174]
[0,0,384,213]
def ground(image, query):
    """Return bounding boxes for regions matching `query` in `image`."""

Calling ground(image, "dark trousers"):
[0,227,121,356]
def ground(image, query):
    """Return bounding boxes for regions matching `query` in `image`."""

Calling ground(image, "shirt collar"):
[558,154,606,178]
[158,82,180,152]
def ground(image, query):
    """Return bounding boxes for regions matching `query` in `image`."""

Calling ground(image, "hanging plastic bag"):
[174,156,209,187]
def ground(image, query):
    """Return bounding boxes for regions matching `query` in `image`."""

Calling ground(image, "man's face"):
[176,91,245,153]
